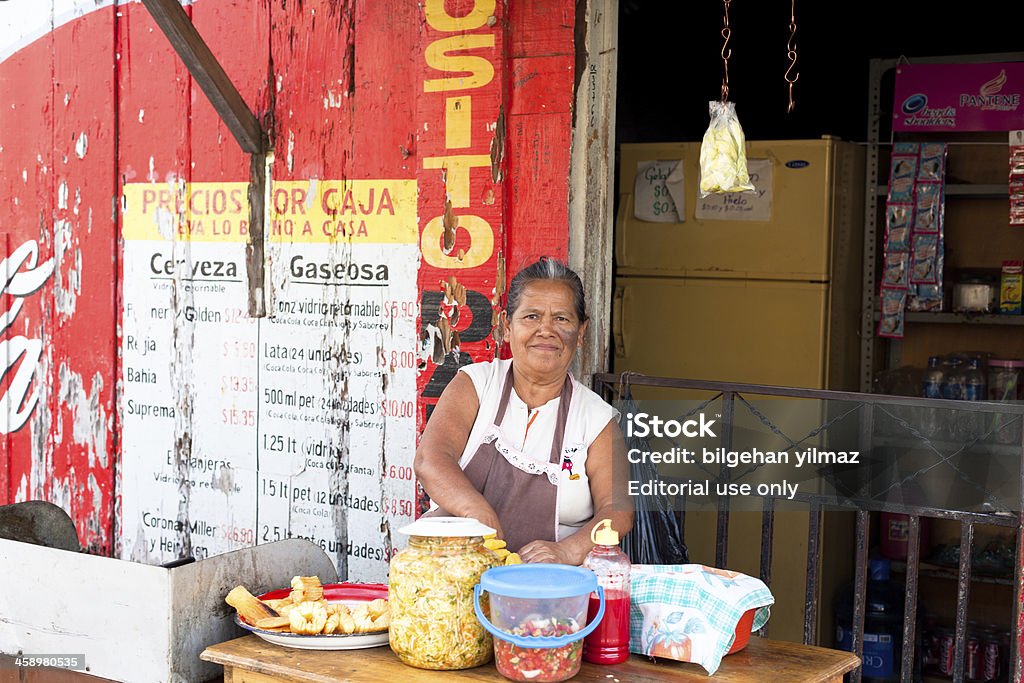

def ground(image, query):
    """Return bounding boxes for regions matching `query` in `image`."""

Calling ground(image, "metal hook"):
[618,370,642,401]
[720,0,732,102]
[784,0,798,113]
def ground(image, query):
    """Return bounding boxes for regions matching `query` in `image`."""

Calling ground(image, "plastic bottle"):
[958,358,988,440]
[920,356,944,438]
[921,356,944,399]
[834,558,904,682]
[964,358,987,402]
[582,519,631,665]
[940,357,965,440]
[940,357,964,401]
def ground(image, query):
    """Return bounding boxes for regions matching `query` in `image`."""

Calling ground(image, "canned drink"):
[920,628,938,671]
[938,629,955,676]
[966,636,982,681]
[982,637,1001,681]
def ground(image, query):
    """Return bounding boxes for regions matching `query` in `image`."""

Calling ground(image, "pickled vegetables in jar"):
[388,517,501,670]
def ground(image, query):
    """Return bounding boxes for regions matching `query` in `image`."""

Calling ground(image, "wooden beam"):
[245,153,267,318]
[569,0,618,383]
[140,0,264,153]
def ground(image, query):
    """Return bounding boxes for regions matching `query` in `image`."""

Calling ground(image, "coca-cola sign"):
[0,0,118,552]
[1,240,55,433]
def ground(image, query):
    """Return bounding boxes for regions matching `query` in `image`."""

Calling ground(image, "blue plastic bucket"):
[474,564,605,682]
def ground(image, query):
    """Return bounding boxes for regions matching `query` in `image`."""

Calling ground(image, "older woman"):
[414,257,633,565]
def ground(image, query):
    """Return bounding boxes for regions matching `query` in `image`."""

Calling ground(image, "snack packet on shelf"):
[1010,130,1024,226]
[698,101,755,197]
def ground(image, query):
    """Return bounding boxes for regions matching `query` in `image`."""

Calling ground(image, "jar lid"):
[990,359,1024,368]
[479,564,598,599]
[397,516,495,538]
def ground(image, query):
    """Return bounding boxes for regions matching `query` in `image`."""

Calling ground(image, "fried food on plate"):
[225,575,390,636]
[255,616,291,630]
[225,586,279,624]
[289,600,329,635]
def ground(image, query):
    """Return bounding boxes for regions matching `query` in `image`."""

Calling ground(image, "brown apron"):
[427,365,573,553]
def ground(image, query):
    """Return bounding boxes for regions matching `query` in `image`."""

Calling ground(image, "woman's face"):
[504,280,587,380]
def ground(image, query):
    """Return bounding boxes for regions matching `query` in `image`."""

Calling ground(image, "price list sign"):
[119,180,419,582]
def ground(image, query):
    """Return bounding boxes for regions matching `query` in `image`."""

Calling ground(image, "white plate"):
[235,582,390,651]
[235,615,389,650]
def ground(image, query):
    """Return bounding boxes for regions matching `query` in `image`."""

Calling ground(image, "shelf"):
[890,560,1014,586]
[872,310,1024,326]
[872,434,1024,459]
[875,183,1009,198]
[907,312,1024,325]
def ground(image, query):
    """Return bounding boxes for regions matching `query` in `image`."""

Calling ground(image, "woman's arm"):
[519,418,634,565]
[412,372,504,537]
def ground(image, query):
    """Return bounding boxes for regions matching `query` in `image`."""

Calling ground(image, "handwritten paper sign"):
[696,158,772,222]
[634,160,684,222]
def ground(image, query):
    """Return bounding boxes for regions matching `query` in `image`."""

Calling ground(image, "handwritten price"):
[383,301,417,319]
[221,525,255,545]
[382,497,413,517]
[379,349,417,370]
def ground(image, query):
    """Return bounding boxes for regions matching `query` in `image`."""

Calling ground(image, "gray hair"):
[506,257,588,322]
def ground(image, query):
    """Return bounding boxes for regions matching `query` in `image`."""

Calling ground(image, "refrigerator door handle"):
[612,286,626,357]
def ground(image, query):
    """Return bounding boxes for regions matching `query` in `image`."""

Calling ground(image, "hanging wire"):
[720,0,732,102]
[785,0,799,112]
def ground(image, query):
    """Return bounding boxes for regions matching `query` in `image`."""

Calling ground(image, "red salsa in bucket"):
[493,617,583,682]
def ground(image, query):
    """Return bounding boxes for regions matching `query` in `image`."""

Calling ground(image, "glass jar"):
[988,360,1023,401]
[388,517,500,670]
[987,359,1024,445]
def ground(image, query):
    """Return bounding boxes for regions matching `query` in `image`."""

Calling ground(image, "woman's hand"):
[517,420,635,567]
[472,509,504,541]
[518,540,576,565]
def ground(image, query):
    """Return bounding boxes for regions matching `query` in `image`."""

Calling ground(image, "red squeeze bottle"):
[582,519,631,665]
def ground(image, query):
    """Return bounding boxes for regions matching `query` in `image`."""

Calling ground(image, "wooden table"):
[202,635,860,683]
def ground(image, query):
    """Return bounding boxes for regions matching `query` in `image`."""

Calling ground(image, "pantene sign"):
[894,62,1024,132]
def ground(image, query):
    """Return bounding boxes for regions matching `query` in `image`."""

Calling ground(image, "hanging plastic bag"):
[618,383,689,566]
[698,100,755,197]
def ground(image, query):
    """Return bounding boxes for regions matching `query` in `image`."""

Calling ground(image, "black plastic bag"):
[618,384,689,565]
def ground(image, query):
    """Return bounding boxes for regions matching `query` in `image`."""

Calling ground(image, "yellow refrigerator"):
[612,138,865,645]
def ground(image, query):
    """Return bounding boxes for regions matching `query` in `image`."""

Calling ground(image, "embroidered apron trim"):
[481,430,562,485]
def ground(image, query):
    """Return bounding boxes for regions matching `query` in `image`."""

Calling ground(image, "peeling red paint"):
[1,0,576,559]
[490,106,506,183]
[441,199,457,253]
[0,6,117,554]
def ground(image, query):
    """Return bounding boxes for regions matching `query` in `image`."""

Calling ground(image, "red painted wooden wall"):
[0,0,576,562]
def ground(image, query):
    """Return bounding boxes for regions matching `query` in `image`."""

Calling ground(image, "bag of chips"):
[698,101,755,197]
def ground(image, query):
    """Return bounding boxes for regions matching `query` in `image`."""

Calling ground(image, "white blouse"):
[458,359,619,539]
